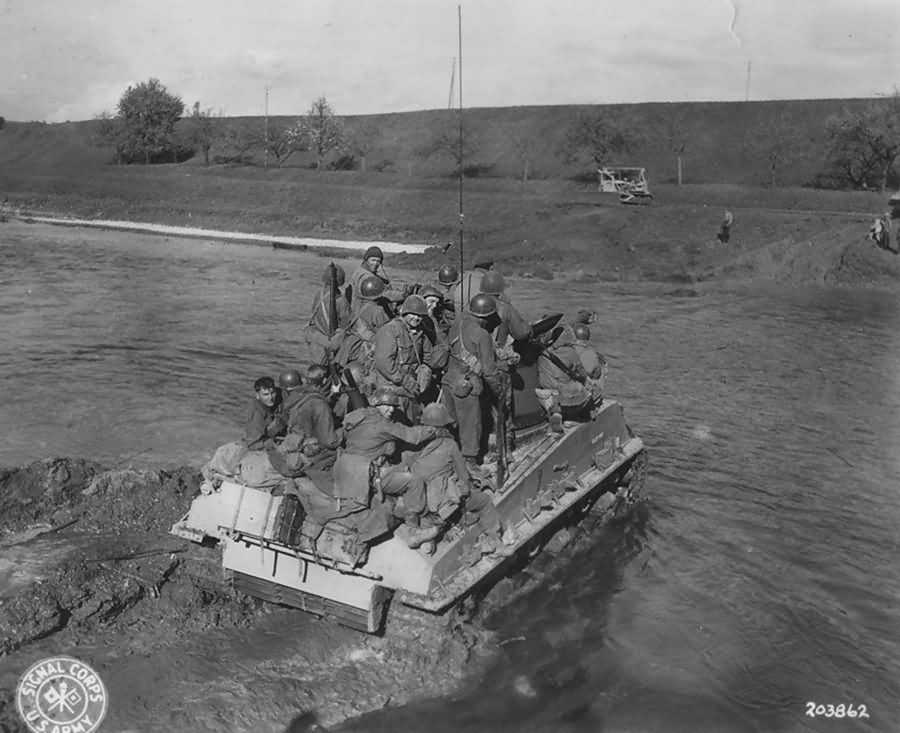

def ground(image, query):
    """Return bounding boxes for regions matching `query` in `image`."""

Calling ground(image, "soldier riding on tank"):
[372,294,448,424]
[442,293,506,467]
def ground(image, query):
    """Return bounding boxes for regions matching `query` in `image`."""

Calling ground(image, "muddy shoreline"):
[0,458,497,732]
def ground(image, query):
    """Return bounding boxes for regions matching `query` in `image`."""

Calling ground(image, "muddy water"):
[2,221,899,732]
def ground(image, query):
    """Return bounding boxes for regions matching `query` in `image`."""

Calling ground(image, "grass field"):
[1,98,896,287]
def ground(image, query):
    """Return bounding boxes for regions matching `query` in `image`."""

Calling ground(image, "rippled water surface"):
[2,222,899,732]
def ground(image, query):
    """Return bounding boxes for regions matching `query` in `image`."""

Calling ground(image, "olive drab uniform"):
[335,298,394,369]
[573,339,607,394]
[400,428,503,533]
[348,263,407,315]
[372,317,447,422]
[441,313,505,459]
[332,406,435,522]
[242,397,286,451]
[494,295,532,346]
[283,385,342,471]
[537,325,595,418]
[870,213,900,254]
[304,284,351,366]
[448,267,490,313]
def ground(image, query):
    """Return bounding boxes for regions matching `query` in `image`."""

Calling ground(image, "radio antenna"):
[456,4,465,314]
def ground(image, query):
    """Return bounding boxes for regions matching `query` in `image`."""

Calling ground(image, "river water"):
[2,221,899,732]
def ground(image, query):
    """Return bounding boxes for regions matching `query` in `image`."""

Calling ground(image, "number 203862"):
[805,703,869,719]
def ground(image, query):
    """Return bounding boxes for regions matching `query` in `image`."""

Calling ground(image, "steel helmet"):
[321,263,346,287]
[468,293,497,318]
[421,402,454,427]
[278,369,303,389]
[573,324,591,341]
[438,264,460,285]
[400,294,428,316]
[359,275,386,300]
[305,364,328,386]
[480,271,506,295]
[370,386,400,407]
[419,284,443,301]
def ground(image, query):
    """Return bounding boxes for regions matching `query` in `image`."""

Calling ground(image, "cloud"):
[0,0,898,122]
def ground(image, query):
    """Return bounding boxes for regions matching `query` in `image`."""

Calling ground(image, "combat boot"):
[399,523,440,549]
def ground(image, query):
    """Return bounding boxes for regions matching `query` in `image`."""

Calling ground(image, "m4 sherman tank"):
[170,334,646,633]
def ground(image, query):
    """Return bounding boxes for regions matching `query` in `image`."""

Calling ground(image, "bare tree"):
[558,111,634,170]
[346,120,380,172]
[182,101,215,165]
[92,110,124,164]
[289,96,346,170]
[823,92,900,191]
[658,106,689,185]
[417,119,479,174]
[265,120,306,167]
[506,121,537,182]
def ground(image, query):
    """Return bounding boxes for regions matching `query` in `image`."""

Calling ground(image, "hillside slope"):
[697,225,900,286]
[0,97,887,186]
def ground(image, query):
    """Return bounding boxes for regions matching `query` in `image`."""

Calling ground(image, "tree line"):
[88,77,900,192]
[94,78,349,169]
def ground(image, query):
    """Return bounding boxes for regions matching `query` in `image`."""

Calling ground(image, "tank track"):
[382,448,649,638]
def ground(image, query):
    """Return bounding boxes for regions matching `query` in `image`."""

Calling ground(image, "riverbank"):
[4,213,430,255]
[0,458,495,732]
[2,165,894,285]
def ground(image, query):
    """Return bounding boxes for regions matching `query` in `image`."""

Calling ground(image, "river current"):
[2,222,898,732]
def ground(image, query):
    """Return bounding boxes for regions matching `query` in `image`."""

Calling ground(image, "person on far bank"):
[304,264,351,367]
[348,246,408,315]
[243,376,286,451]
[869,192,900,255]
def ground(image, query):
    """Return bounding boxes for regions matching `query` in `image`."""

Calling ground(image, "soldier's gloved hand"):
[415,364,432,394]
[403,374,420,396]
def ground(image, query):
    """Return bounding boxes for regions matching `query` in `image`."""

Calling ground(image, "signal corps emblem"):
[16,656,108,733]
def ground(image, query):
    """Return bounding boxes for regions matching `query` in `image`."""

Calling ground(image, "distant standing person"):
[717,210,734,244]
[869,193,900,254]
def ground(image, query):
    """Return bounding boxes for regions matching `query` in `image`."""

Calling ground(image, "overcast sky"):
[1,0,898,122]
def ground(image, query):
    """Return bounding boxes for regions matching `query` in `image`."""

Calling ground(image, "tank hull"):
[170,400,646,633]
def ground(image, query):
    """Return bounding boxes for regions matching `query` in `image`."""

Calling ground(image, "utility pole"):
[745,60,752,102]
[448,57,456,110]
[264,85,270,170]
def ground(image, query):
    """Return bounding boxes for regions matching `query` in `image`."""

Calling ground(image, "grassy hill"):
[0,98,888,186]
[1,98,895,287]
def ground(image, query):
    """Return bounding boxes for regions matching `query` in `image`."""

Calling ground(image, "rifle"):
[327,262,341,386]
[539,345,587,385]
[495,376,509,489]
[335,363,369,412]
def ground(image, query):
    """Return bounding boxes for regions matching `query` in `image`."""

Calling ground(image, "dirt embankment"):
[0,459,493,732]
[695,224,900,287]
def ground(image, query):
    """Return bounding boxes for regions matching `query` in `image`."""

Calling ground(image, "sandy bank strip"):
[9,214,432,254]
